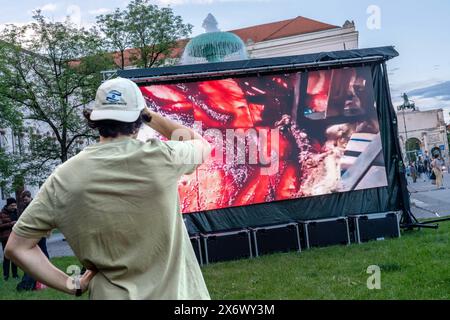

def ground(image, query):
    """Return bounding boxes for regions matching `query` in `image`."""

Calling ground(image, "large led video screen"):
[140,66,389,214]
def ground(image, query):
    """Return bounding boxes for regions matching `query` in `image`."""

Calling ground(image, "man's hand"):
[143,107,209,144]
[80,269,97,294]
[6,231,97,296]
[142,108,212,168]
[142,107,153,124]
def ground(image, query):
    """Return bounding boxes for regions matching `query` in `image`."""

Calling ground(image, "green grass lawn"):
[1,221,449,300]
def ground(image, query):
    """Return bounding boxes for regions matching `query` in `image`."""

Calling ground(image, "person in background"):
[423,151,431,177]
[431,154,444,189]
[19,191,49,258]
[439,156,446,181]
[410,161,417,183]
[0,198,19,281]
[16,190,50,291]
[417,158,425,181]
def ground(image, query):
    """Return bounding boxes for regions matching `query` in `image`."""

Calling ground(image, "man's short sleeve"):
[164,140,208,176]
[13,175,57,239]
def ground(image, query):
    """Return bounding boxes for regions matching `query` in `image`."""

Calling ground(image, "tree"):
[96,8,131,70]
[0,11,114,192]
[126,0,193,68]
[0,44,24,196]
[0,97,22,129]
[96,1,192,69]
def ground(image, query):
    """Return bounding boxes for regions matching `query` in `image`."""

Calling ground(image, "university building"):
[233,17,358,58]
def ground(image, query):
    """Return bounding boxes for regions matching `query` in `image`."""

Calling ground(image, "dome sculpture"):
[181,14,248,64]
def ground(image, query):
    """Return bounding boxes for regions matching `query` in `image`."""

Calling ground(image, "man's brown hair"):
[21,190,31,199]
[83,110,147,138]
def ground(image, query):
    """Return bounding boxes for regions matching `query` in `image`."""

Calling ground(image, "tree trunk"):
[61,126,67,163]
[141,48,148,68]
[60,136,68,163]
[61,147,68,163]
[14,175,25,215]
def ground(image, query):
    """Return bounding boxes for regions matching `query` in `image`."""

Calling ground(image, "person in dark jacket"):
[0,198,19,280]
[16,191,50,291]
[19,191,49,257]
[409,162,417,183]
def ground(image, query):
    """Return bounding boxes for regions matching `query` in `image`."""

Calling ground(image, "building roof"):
[230,16,339,44]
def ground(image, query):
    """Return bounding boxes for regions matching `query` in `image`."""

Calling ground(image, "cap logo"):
[105,90,126,105]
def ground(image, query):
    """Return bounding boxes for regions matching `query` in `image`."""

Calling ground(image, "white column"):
[422,132,429,154]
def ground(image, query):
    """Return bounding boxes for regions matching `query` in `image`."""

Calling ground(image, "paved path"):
[2,173,449,262]
[0,233,74,262]
[45,233,75,258]
[408,172,450,220]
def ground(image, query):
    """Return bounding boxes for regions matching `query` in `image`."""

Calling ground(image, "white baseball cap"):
[91,77,146,123]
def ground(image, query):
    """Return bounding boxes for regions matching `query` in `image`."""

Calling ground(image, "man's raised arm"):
[143,108,211,160]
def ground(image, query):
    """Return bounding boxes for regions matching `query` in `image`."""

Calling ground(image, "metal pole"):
[420,217,450,224]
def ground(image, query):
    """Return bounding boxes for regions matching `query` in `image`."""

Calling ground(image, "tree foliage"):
[0,3,193,193]
[0,11,114,191]
[96,8,130,70]
[97,0,192,69]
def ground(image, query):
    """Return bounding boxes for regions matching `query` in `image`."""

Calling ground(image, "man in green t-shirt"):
[5,78,211,300]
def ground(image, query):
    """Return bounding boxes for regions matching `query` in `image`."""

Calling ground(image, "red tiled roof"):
[117,16,339,68]
[230,16,338,43]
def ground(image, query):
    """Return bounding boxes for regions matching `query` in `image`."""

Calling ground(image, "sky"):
[1,0,449,120]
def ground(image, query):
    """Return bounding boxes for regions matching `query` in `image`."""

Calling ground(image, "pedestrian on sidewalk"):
[439,157,446,181]
[0,198,19,281]
[417,158,425,181]
[410,161,417,183]
[431,154,444,189]
[424,151,431,176]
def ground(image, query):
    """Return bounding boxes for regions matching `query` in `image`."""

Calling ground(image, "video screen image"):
[140,66,389,214]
